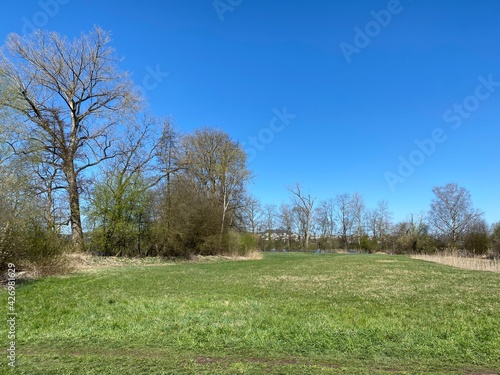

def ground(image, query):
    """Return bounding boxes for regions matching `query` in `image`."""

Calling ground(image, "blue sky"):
[1,0,499,224]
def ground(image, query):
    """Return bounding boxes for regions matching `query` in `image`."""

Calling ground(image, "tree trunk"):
[46,182,55,233]
[220,206,226,243]
[65,166,85,252]
[305,217,310,251]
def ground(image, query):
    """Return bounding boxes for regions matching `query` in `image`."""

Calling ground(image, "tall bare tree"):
[289,183,315,251]
[0,27,140,250]
[428,183,482,248]
[279,203,295,250]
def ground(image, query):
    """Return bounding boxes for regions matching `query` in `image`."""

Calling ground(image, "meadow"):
[2,253,499,374]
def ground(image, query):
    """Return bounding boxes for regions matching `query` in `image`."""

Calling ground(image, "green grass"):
[2,253,499,374]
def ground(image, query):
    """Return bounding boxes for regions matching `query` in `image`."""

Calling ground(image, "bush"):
[464,231,490,255]
[236,232,258,255]
[394,234,438,254]
[198,231,257,256]
[0,220,71,278]
[360,235,378,253]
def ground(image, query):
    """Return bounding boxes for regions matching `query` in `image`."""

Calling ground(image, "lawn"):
[2,253,499,374]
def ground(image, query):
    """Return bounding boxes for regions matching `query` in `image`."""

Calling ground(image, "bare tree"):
[116,115,180,192]
[315,198,336,239]
[376,200,392,246]
[279,203,296,250]
[288,183,315,251]
[1,111,67,232]
[262,204,277,248]
[0,27,141,250]
[242,196,262,234]
[351,192,365,247]
[30,148,67,232]
[334,193,353,250]
[366,200,393,251]
[428,183,482,248]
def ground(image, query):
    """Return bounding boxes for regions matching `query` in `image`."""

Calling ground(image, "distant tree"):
[262,204,277,249]
[315,199,336,238]
[351,192,365,248]
[241,196,262,234]
[334,193,353,250]
[0,27,141,251]
[314,199,336,250]
[366,200,393,251]
[428,183,482,249]
[279,203,296,250]
[288,184,316,251]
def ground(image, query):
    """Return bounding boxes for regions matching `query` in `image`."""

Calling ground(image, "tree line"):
[249,183,499,256]
[0,27,498,275]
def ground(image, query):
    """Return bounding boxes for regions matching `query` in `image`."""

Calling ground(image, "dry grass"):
[190,250,263,262]
[412,253,499,273]
[14,254,74,280]
[216,250,263,261]
[66,250,263,273]
[66,252,176,271]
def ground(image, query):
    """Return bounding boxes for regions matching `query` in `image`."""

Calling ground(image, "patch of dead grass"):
[65,253,177,272]
[66,250,263,273]
[412,254,499,273]
[193,250,263,262]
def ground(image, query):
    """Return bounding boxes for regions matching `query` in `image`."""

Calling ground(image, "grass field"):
[2,253,499,374]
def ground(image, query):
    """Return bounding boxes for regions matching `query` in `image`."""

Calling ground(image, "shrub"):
[0,220,71,278]
[490,222,500,258]
[360,235,378,253]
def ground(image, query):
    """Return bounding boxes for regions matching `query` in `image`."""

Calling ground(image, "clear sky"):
[1,0,499,224]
